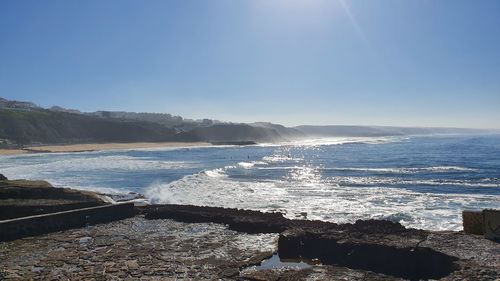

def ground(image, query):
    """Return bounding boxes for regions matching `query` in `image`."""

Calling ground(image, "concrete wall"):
[0,203,135,241]
[0,201,103,220]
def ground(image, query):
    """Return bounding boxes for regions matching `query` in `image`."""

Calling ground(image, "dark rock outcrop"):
[142,204,349,234]
[0,173,7,180]
[142,205,290,233]
[0,217,278,280]
[0,179,109,220]
[143,205,500,280]
[278,227,455,280]
[0,179,107,202]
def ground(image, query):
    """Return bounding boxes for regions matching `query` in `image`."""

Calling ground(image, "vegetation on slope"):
[177,123,283,142]
[0,109,177,145]
[0,109,288,145]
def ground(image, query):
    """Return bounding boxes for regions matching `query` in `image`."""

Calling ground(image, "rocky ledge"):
[0,179,498,280]
[143,204,499,280]
[0,175,110,220]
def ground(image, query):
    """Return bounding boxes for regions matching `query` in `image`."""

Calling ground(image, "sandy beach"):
[0,149,27,155]
[0,142,211,155]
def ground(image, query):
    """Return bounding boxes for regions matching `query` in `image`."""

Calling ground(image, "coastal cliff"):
[0,107,288,146]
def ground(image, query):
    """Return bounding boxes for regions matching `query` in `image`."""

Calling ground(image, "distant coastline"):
[0,141,212,155]
[2,97,495,152]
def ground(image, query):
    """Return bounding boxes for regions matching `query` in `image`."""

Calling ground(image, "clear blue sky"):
[1,0,499,128]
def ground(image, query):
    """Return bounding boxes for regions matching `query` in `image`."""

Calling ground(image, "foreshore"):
[1,177,499,280]
[0,142,212,155]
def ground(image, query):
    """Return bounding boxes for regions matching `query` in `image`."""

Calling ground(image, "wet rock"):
[141,204,499,280]
[78,237,92,244]
[30,266,44,273]
[277,226,457,280]
[0,217,278,280]
[346,219,408,234]
[420,231,500,280]
[142,205,290,233]
[124,260,139,269]
[141,205,416,236]
[1,203,499,280]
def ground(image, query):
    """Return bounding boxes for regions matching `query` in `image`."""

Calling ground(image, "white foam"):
[0,155,198,179]
[285,136,408,147]
[238,162,255,168]
[327,166,479,174]
[3,137,499,232]
[326,176,500,188]
[262,155,303,163]
[238,161,268,168]
[145,169,500,231]
[202,168,228,178]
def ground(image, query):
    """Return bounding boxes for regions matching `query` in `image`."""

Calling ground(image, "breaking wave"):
[326,166,479,174]
[3,134,500,231]
[145,168,500,231]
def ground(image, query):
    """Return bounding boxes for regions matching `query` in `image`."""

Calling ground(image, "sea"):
[1,134,499,231]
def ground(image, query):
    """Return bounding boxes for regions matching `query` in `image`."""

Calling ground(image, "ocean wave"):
[4,134,500,233]
[237,161,268,168]
[326,166,479,174]
[145,170,285,207]
[262,155,303,163]
[258,166,479,174]
[286,136,408,147]
[327,176,500,188]
[375,213,415,224]
[202,168,228,178]
[144,170,500,231]
[0,155,198,178]
[257,166,301,170]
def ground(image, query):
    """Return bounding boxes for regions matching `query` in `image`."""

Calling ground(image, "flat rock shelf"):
[1,204,498,280]
[0,176,499,281]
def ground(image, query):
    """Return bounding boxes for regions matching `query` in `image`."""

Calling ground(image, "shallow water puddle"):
[255,253,313,270]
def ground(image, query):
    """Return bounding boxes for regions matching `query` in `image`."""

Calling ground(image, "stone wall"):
[0,203,135,241]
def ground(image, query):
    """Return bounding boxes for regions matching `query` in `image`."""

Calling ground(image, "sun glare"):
[250,0,340,28]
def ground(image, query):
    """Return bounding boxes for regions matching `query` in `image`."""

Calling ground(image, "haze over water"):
[2,134,499,231]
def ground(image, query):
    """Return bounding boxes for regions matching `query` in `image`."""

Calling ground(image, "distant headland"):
[0,97,493,152]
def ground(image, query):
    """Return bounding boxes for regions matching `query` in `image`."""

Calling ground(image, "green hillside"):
[178,124,283,142]
[0,108,289,146]
[0,109,177,145]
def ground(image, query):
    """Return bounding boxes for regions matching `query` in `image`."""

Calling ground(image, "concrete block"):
[462,210,483,235]
[483,209,500,241]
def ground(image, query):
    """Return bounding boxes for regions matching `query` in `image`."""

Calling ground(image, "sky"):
[0,0,499,129]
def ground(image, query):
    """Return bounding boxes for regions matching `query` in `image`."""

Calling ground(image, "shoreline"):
[1,177,499,279]
[0,141,212,155]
